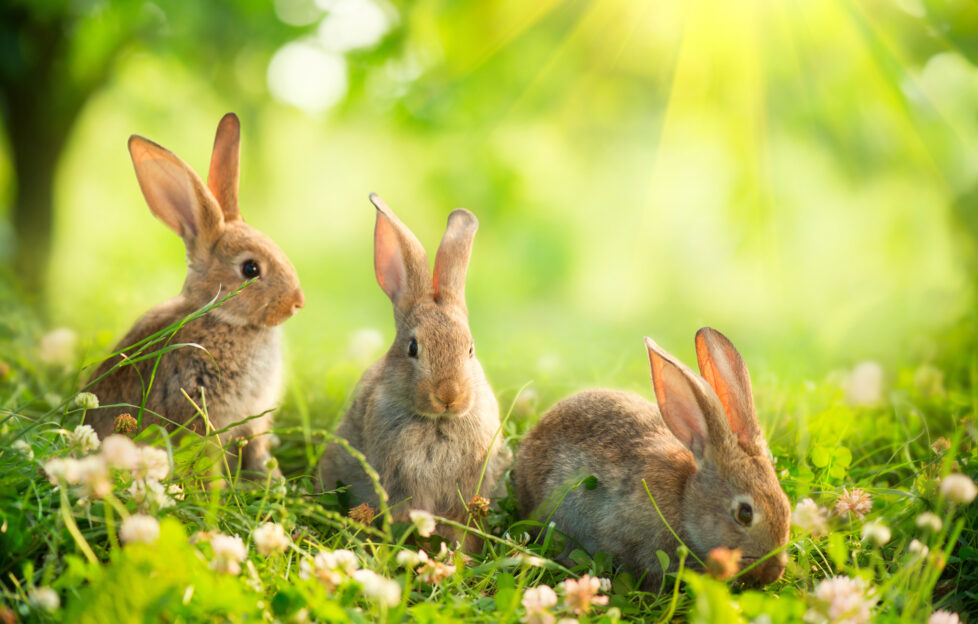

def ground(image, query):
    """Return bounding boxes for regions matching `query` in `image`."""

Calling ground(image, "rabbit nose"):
[433,381,461,408]
[753,556,786,585]
[291,290,305,313]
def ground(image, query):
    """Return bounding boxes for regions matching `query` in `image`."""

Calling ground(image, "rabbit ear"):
[695,327,765,455]
[370,193,431,312]
[645,336,713,458]
[433,209,478,308]
[207,113,241,222]
[129,135,224,249]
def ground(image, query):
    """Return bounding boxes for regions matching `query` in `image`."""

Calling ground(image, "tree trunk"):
[9,126,61,305]
[1,8,79,307]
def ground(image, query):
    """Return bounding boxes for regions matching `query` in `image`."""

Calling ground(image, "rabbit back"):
[516,389,692,579]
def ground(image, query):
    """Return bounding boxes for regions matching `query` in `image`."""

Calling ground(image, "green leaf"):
[833,446,853,468]
[811,447,831,468]
[827,532,848,568]
[583,475,599,490]
[494,572,515,611]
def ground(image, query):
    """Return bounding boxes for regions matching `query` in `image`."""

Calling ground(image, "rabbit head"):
[645,328,790,585]
[369,193,483,418]
[128,113,304,328]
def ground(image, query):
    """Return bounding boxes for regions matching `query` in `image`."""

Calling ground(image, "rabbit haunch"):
[88,114,303,475]
[317,194,511,548]
[515,328,790,589]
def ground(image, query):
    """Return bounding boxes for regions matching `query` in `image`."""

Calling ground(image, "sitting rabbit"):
[318,194,511,547]
[89,114,304,475]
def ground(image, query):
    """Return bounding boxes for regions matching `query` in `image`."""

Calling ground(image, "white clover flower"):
[928,610,961,624]
[793,498,829,536]
[100,435,139,470]
[128,479,174,511]
[12,439,33,460]
[835,488,872,519]
[940,473,977,504]
[844,362,884,407]
[78,455,112,498]
[39,328,77,366]
[210,534,247,574]
[44,457,80,485]
[861,522,891,546]
[597,577,612,593]
[396,549,428,568]
[916,512,943,533]
[522,585,558,612]
[559,575,609,616]
[330,549,360,574]
[908,539,929,557]
[253,522,290,556]
[73,392,99,411]
[416,558,457,584]
[69,424,100,454]
[134,446,170,481]
[299,558,313,580]
[45,455,108,497]
[352,569,401,607]
[409,509,436,538]
[28,586,60,612]
[167,483,185,501]
[804,576,876,624]
[120,514,160,544]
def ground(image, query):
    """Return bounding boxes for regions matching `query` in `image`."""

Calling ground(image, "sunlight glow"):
[267,41,348,113]
[317,0,393,53]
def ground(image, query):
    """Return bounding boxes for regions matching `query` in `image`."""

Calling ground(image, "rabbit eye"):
[241,259,261,279]
[469,343,474,358]
[408,338,419,358]
[734,502,754,527]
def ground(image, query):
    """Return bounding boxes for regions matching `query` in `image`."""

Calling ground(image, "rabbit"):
[87,113,305,476]
[317,194,512,548]
[515,328,790,589]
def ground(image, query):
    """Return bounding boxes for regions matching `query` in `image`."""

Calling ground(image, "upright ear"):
[645,336,712,458]
[207,113,241,222]
[369,193,431,312]
[129,135,224,249]
[695,327,765,455]
[433,209,478,309]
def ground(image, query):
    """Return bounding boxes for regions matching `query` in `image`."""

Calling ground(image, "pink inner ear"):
[374,215,406,300]
[132,153,198,238]
[695,332,757,451]
[648,343,708,455]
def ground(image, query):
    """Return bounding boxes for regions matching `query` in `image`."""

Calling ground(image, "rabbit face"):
[128,114,304,331]
[187,221,305,328]
[393,302,478,417]
[683,453,790,584]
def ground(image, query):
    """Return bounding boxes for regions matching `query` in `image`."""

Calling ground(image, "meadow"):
[2,0,978,621]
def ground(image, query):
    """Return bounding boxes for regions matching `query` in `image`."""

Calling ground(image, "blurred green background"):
[2,0,977,413]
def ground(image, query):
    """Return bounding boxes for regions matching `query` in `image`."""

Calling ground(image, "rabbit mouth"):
[414,396,472,419]
[734,554,786,587]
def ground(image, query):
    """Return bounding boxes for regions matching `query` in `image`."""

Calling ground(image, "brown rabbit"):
[87,114,304,475]
[317,194,511,547]
[515,328,790,588]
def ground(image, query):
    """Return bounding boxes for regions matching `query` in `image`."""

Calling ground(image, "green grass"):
[0,289,976,624]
